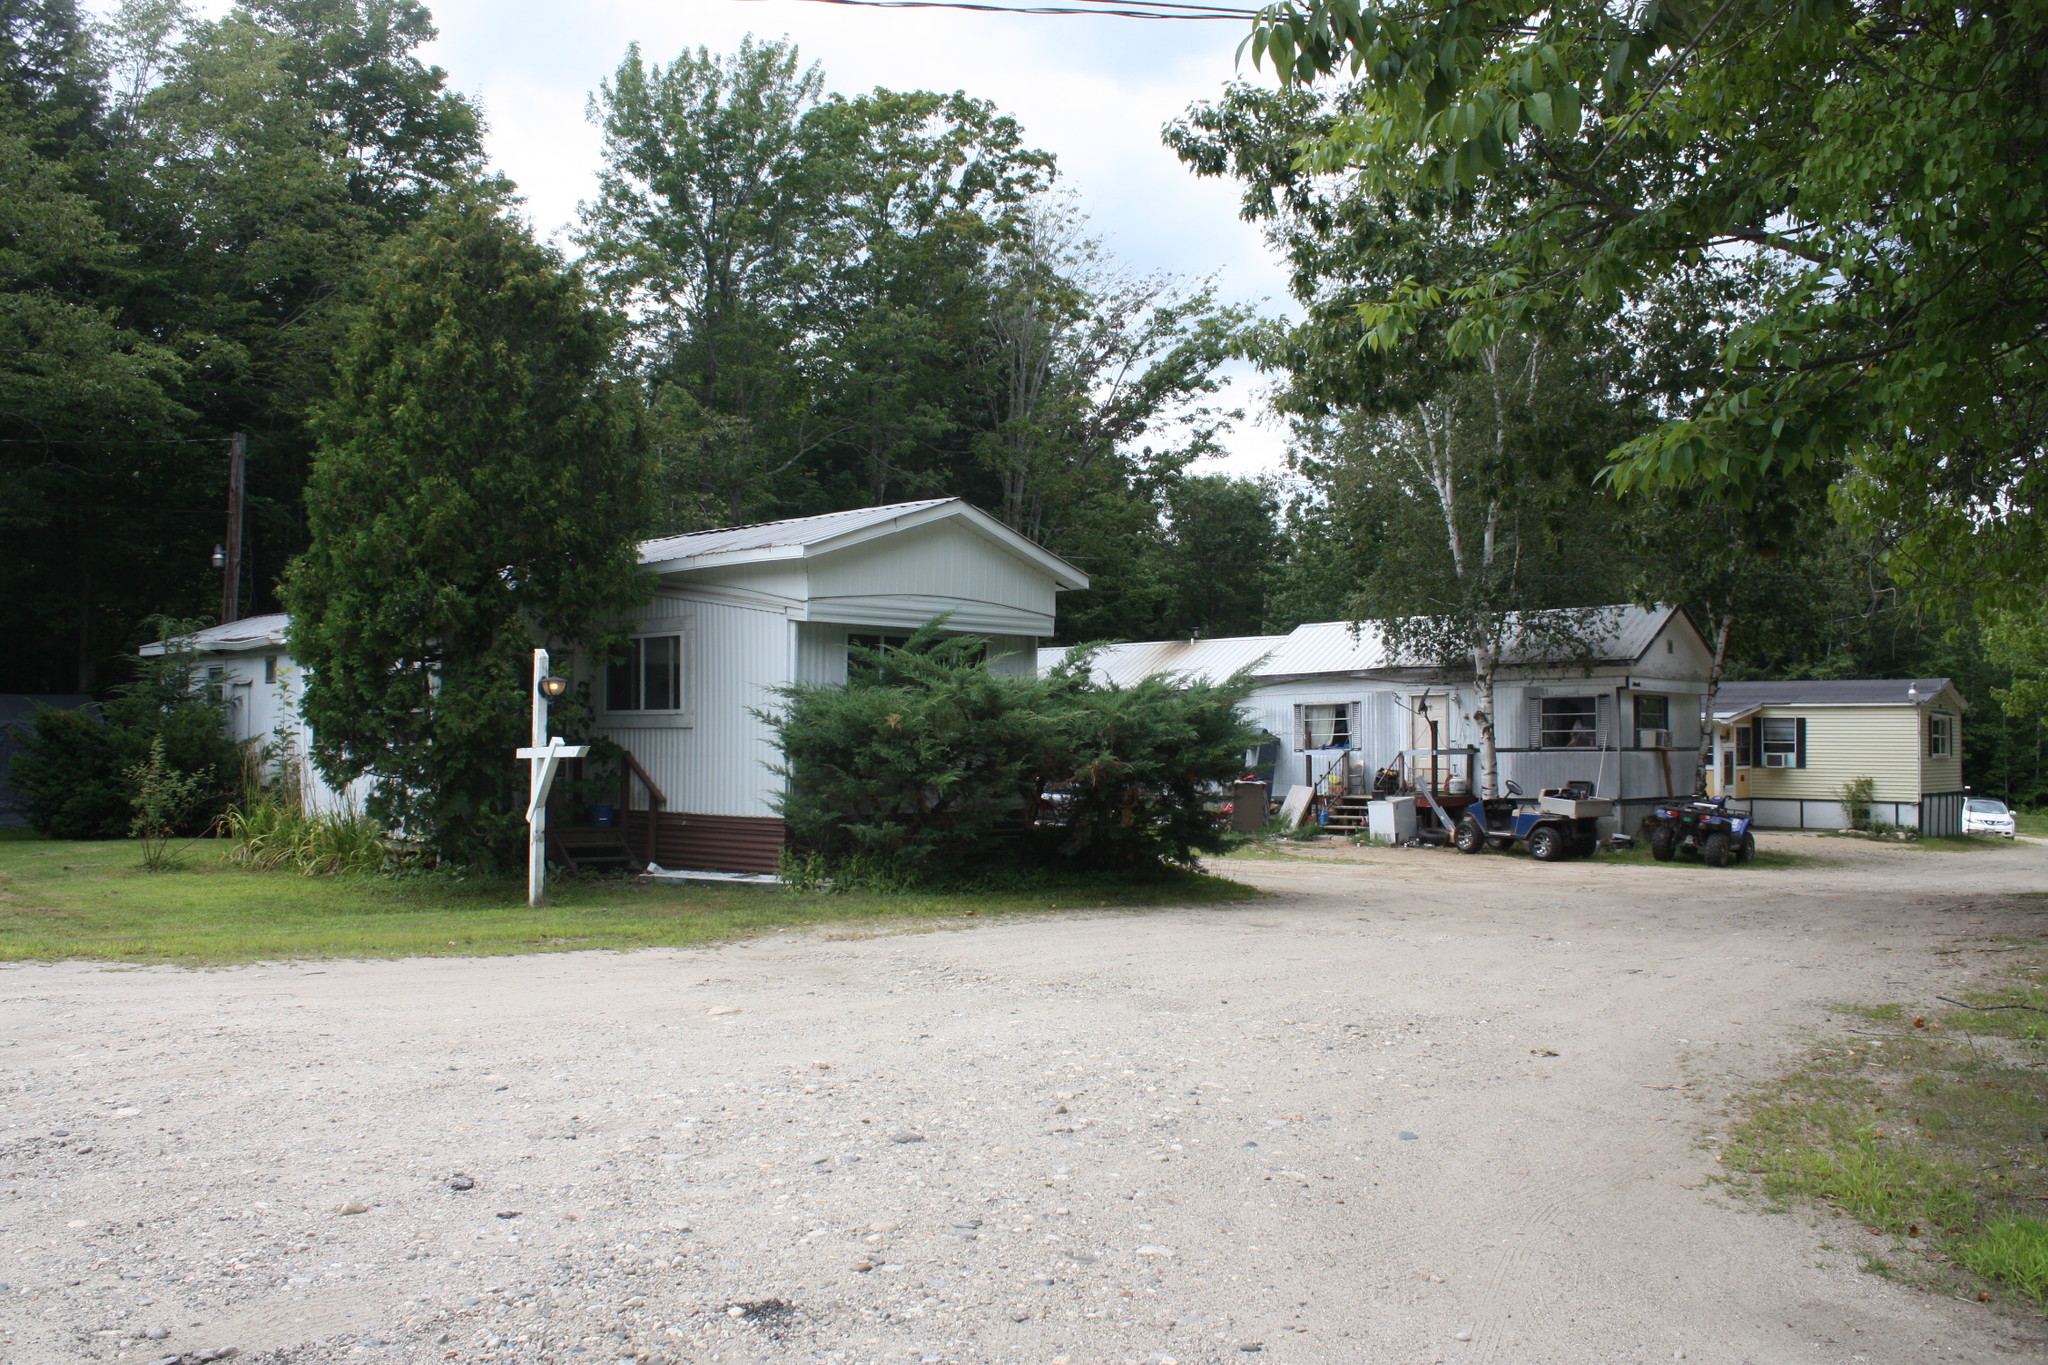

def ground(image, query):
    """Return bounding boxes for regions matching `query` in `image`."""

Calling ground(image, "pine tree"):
[284,191,653,867]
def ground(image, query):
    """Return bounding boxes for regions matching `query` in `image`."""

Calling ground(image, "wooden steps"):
[1322,794,1372,831]
[551,825,644,872]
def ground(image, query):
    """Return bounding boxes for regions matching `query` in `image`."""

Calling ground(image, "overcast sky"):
[406,0,1298,476]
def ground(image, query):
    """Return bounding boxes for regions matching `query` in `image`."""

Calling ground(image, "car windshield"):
[1966,799,2008,814]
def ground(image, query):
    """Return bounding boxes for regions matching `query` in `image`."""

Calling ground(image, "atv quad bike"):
[1646,796,1755,867]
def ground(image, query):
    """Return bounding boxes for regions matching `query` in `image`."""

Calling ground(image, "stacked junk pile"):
[1229,741,1631,864]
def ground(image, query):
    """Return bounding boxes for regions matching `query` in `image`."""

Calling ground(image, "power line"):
[749,0,1262,18]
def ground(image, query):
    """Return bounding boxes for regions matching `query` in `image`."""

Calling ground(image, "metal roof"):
[1041,606,1678,686]
[637,500,955,564]
[138,613,290,657]
[637,498,1087,590]
[1039,635,1281,688]
[1258,619,1407,676]
[1713,678,1959,712]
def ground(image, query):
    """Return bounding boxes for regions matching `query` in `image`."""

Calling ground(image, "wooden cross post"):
[520,647,588,909]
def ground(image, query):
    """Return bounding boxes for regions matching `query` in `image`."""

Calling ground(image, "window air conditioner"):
[1639,728,1671,748]
[1763,752,1793,768]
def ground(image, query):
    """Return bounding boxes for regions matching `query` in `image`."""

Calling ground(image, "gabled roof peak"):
[637,498,1087,589]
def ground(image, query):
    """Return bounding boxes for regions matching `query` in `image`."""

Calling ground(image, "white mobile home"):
[583,499,1084,872]
[1045,605,1715,829]
[147,500,1088,873]
[137,614,369,814]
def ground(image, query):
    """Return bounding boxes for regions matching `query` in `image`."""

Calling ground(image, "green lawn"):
[2016,808,2048,839]
[1724,944,2048,1309]
[0,837,1259,967]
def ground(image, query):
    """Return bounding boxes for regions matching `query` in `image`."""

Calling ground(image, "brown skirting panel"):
[625,810,786,875]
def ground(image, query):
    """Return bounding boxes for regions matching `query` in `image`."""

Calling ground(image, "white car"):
[1963,797,2018,838]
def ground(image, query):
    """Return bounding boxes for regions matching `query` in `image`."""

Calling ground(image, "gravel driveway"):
[3,837,2045,1365]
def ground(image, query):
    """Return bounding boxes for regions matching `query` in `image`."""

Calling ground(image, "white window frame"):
[1927,711,1955,758]
[603,632,688,716]
[1297,702,1358,750]
[1539,695,1600,750]
[1760,716,1799,768]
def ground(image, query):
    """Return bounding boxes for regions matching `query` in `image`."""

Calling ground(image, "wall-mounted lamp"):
[537,675,570,700]
[211,544,227,570]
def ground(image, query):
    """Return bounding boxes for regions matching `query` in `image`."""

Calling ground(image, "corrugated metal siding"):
[631,811,786,875]
[593,599,792,818]
[1744,705,1923,802]
[794,624,1036,685]
[795,622,846,687]
[809,520,1058,623]
[986,636,1036,677]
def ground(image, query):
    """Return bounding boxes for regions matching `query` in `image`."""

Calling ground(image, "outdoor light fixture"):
[538,675,570,700]
[211,544,226,569]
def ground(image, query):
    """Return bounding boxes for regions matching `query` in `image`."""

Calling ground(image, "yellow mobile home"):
[1705,678,1967,834]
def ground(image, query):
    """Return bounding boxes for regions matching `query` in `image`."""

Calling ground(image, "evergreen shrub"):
[11,620,242,839]
[766,621,1261,883]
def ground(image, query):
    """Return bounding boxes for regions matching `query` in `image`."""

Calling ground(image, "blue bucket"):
[588,803,616,828]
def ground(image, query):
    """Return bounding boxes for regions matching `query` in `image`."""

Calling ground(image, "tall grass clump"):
[221,757,385,875]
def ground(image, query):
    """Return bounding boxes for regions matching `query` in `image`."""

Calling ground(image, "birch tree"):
[1304,332,1619,797]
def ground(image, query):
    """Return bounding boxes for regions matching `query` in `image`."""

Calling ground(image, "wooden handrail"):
[620,749,666,811]
[616,746,666,870]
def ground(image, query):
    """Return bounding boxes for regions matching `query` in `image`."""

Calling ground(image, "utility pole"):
[220,432,247,624]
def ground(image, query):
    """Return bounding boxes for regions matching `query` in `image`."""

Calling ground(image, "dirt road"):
[3,837,2045,1365]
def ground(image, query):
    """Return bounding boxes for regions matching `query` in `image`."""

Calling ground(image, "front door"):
[1409,693,1450,789]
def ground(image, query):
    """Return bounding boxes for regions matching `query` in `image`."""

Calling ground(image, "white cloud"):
[419,0,1297,475]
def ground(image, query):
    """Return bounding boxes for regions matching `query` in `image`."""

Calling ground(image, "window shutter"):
[1526,696,1543,749]
[1292,703,1304,751]
[1597,694,1612,749]
[1795,716,1807,768]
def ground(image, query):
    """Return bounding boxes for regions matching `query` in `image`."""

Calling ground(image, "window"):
[847,633,912,681]
[263,655,277,685]
[1539,696,1598,748]
[1927,712,1955,758]
[606,634,682,711]
[1761,716,1803,768]
[1300,703,1353,749]
[1634,694,1670,742]
[1734,724,1753,768]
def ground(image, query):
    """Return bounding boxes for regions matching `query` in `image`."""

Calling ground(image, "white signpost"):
[519,647,588,909]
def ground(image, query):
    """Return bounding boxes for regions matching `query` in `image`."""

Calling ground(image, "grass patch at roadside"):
[2015,809,2048,839]
[0,838,1260,967]
[1723,937,2048,1310]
